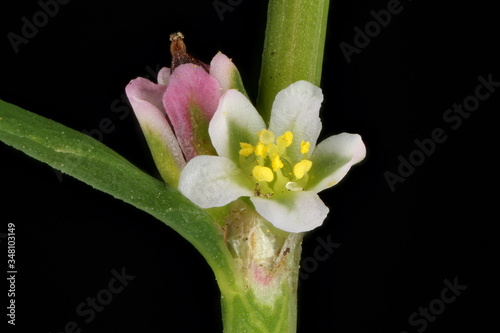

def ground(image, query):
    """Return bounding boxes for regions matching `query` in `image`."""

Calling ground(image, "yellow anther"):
[271,155,284,171]
[293,160,312,180]
[254,142,267,157]
[239,142,254,157]
[253,165,274,182]
[277,131,293,148]
[300,140,311,154]
[258,129,275,144]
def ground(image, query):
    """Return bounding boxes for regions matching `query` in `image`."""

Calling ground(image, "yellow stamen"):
[277,131,293,148]
[254,142,267,157]
[258,129,275,144]
[239,142,254,157]
[238,129,314,192]
[271,155,284,171]
[293,160,312,180]
[253,165,274,182]
[300,140,311,154]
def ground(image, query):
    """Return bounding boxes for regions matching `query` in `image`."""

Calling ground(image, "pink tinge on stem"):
[163,64,221,161]
[252,263,273,286]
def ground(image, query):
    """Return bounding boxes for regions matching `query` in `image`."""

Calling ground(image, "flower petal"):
[268,81,323,161]
[209,89,266,160]
[210,52,247,95]
[157,67,171,86]
[251,191,329,233]
[126,77,186,187]
[307,133,366,193]
[163,64,221,161]
[178,155,253,208]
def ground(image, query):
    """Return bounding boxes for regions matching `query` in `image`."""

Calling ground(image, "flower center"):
[239,129,312,197]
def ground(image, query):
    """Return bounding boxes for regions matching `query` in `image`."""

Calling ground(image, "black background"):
[1,0,498,332]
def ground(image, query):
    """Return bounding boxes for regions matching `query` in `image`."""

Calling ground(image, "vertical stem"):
[218,1,331,331]
[257,0,330,123]
[218,203,304,333]
[220,235,303,333]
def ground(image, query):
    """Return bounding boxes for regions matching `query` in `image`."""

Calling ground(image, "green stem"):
[257,0,330,123]
[216,1,331,331]
[218,202,303,333]
[220,274,300,333]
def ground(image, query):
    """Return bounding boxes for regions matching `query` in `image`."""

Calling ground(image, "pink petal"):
[126,77,186,186]
[157,67,171,86]
[127,77,167,114]
[210,52,246,95]
[163,64,221,161]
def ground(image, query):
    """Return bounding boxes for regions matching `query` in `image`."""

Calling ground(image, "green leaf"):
[0,99,238,290]
[257,0,330,123]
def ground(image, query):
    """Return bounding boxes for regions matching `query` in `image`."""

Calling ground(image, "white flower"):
[178,80,366,233]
